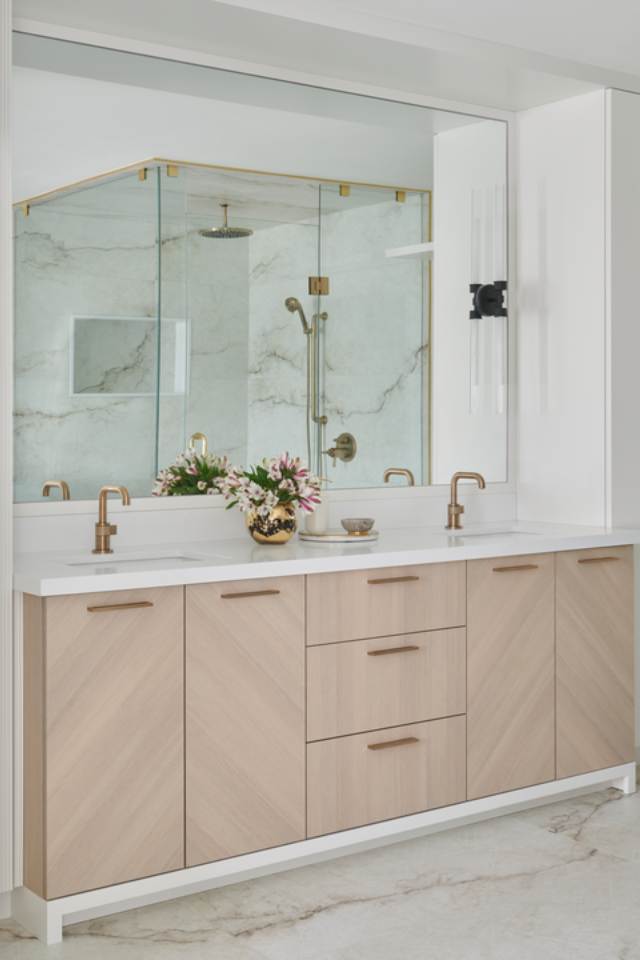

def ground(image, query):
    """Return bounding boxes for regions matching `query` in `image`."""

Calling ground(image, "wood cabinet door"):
[186,577,305,866]
[556,547,635,778]
[39,588,184,899]
[467,554,555,800]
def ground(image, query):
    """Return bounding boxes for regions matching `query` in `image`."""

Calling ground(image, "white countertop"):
[13,522,640,597]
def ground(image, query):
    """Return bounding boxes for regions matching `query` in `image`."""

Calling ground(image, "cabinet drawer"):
[306,562,466,646]
[307,628,466,741]
[307,716,466,837]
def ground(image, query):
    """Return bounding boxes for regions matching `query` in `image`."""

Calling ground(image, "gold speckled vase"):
[246,503,297,544]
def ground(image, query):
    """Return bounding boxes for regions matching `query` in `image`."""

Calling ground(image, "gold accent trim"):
[21,203,30,217]
[138,168,148,182]
[87,600,154,613]
[339,183,351,197]
[13,157,431,210]
[166,164,179,178]
[395,190,406,203]
[308,276,330,296]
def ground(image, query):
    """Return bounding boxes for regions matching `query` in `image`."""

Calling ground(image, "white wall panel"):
[0,0,13,907]
[606,89,640,528]
[516,90,606,524]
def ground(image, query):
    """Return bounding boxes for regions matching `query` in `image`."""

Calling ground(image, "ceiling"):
[13,0,623,112]
[221,0,640,80]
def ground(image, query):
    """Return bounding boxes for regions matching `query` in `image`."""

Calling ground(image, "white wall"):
[12,66,435,201]
[606,89,640,529]
[605,89,640,748]
[0,0,12,914]
[516,90,607,525]
[431,120,508,483]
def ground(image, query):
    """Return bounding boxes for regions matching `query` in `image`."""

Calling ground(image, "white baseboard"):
[11,761,637,946]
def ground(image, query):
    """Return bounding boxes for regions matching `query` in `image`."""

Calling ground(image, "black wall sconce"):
[469,281,507,319]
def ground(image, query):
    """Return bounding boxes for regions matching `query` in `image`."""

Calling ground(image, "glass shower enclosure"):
[14,161,430,501]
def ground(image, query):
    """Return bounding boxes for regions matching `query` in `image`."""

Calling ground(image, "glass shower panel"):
[318,183,428,488]
[156,167,190,475]
[13,170,160,501]
[155,166,322,476]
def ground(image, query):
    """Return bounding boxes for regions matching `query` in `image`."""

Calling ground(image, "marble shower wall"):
[247,193,427,485]
[156,181,250,473]
[14,173,161,502]
[14,171,427,501]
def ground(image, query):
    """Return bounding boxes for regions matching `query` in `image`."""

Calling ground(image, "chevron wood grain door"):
[556,546,635,778]
[24,587,184,899]
[186,577,306,866]
[467,554,555,800]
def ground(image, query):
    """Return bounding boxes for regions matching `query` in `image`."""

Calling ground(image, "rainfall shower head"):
[199,203,253,239]
[284,296,311,335]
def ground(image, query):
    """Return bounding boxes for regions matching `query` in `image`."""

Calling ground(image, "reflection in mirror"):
[12,34,508,502]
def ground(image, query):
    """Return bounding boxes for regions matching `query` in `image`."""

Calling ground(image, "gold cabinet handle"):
[367,736,419,751]
[220,589,281,600]
[577,556,619,564]
[492,564,539,573]
[367,645,420,657]
[87,600,154,613]
[367,575,420,585]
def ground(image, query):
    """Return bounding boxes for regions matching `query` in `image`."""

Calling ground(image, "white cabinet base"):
[11,761,636,945]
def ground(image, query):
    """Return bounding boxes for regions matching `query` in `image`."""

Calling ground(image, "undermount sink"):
[65,553,224,568]
[449,529,536,539]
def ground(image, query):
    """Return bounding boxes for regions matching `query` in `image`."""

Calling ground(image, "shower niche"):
[14,142,507,501]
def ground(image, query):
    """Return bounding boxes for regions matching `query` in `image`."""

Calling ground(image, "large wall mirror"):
[12,33,508,502]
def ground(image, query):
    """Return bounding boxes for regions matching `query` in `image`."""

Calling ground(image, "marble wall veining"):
[14,175,160,502]
[246,193,427,484]
[14,168,429,500]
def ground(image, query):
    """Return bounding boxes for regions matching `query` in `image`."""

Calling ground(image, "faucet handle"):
[95,523,117,536]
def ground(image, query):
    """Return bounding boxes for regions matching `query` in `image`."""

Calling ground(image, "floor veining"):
[3,785,640,959]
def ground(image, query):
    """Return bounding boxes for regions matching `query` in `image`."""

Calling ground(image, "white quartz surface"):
[14,522,640,597]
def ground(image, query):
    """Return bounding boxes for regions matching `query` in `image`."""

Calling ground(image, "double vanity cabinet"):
[23,546,635,903]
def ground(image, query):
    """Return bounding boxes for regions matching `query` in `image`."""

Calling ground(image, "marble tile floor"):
[3,784,640,959]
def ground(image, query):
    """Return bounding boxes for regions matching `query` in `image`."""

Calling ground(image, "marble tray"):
[299,530,379,543]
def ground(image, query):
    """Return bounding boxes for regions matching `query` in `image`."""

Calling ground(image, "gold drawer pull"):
[492,564,539,573]
[368,645,420,657]
[367,736,419,751]
[220,589,281,600]
[578,556,619,564]
[87,600,154,613]
[367,575,420,585]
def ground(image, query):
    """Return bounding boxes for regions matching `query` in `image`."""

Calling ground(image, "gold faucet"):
[93,485,131,554]
[42,480,71,500]
[189,432,208,456]
[383,467,415,486]
[446,471,486,530]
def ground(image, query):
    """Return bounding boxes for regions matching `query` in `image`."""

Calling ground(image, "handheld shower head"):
[284,296,311,335]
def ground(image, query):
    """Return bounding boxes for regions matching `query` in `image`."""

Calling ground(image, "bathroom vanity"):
[14,525,637,943]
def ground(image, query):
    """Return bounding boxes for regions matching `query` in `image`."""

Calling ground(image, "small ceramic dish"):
[340,517,375,536]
